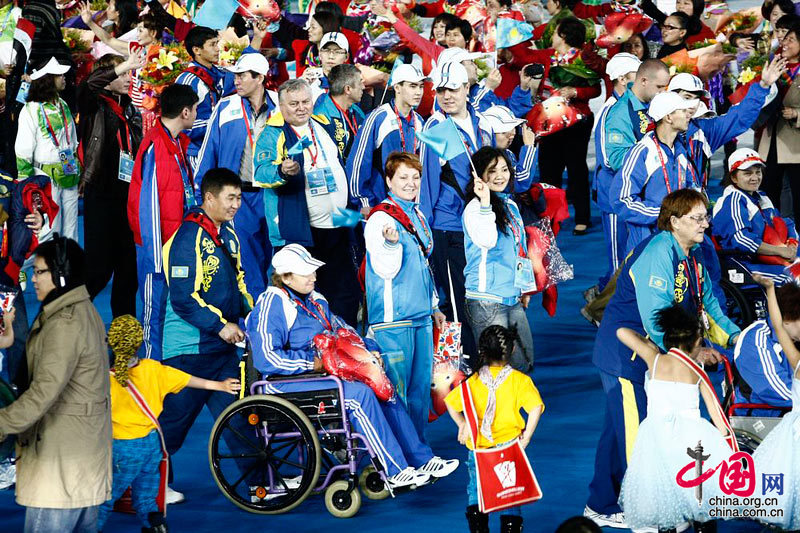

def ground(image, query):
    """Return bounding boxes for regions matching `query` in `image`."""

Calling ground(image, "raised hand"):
[761,55,788,87]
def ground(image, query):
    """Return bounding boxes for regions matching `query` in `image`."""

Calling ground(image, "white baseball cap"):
[668,72,710,98]
[605,52,641,80]
[692,100,716,119]
[30,57,70,81]
[390,64,428,87]
[729,148,765,172]
[482,105,525,133]
[437,47,483,67]
[433,61,469,90]
[272,244,325,276]
[647,91,698,121]
[320,32,349,53]
[227,52,270,75]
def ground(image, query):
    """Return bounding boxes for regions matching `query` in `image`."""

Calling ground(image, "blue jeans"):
[465,299,534,371]
[24,506,99,533]
[466,450,522,516]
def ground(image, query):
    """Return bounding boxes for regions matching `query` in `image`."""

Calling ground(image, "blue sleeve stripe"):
[348,108,383,199]
[731,194,760,251]
[257,293,313,371]
[757,325,793,400]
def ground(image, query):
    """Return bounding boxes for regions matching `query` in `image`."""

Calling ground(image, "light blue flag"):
[496,18,534,50]
[193,0,240,30]
[417,118,468,161]
[331,207,362,228]
[386,57,405,87]
[287,137,313,156]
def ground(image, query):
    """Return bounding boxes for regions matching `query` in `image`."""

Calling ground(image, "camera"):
[523,63,545,79]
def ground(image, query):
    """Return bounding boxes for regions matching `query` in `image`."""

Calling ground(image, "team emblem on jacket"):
[674,262,688,303]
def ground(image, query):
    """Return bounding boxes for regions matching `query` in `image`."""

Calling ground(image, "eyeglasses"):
[686,214,711,224]
[320,49,347,57]
[660,23,683,31]
[33,268,50,277]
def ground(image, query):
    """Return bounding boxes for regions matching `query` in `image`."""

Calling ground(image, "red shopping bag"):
[461,382,542,513]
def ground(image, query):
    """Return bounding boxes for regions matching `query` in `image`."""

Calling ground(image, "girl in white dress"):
[617,304,737,532]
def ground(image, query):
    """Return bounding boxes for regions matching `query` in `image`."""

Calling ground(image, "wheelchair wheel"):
[359,465,389,500]
[208,395,321,514]
[324,479,362,518]
[734,430,763,455]
[719,279,754,329]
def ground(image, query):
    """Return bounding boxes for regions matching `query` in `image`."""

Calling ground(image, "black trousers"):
[536,115,593,226]
[83,181,137,317]
[430,228,477,368]
[762,134,800,221]
[309,226,361,328]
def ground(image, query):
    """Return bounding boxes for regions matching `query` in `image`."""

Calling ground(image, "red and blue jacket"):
[127,121,195,275]
[162,207,253,359]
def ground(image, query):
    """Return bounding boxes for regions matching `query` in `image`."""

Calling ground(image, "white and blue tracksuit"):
[594,90,628,289]
[194,92,278,297]
[733,318,795,416]
[611,131,699,252]
[712,185,798,283]
[365,193,437,439]
[468,83,533,118]
[685,83,770,188]
[245,286,434,476]
[174,61,236,162]
[346,101,425,210]
[506,145,537,194]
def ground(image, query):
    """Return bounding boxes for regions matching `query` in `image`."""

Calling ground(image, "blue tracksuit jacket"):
[313,92,365,161]
[419,109,495,231]
[468,83,533,118]
[162,207,253,358]
[346,101,424,210]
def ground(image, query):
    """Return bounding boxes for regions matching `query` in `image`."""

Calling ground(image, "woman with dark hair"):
[462,147,534,372]
[15,57,80,243]
[656,12,691,58]
[0,236,111,533]
[621,33,651,60]
[105,0,138,37]
[641,0,715,45]
[292,10,340,77]
[430,12,457,45]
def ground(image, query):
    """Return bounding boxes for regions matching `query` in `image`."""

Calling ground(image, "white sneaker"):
[676,522,691,532]
[415,456,459,479]
[583,505,627,529]
[0,462,15,490]
[387,467,431,489]
[165,486,185,505]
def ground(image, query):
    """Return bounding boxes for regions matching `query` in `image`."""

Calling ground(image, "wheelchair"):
[719,357,790,454]
[716,251,768,329]
[207,351,393,518]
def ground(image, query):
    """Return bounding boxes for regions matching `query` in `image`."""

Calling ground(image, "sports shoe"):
[251,476,302,502]
[387,467,431,489]
[165,486,185,505]
[415,456,459,478]
[583,285,600,304]
[0,462,15,490]
[583,505,627,529]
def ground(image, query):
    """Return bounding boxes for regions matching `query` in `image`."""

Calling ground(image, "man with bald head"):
[253,79,359,325]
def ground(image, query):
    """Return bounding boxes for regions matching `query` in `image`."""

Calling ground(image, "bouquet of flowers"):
[662,43,735,80]
[217,28,249,67]
[139,43,191,110]
[689,38,737,55]
[548,56,600,88]
[62,28,93,55]
[714,7,762,36]
[354,13,421,73]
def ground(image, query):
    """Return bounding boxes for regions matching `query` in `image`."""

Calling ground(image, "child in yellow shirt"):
[445,325,544,533]
[98,315,240,533]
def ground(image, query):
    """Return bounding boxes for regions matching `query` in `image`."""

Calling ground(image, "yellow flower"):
[153,48,180,71]
[738,67,756,84]
[219,50,234,66]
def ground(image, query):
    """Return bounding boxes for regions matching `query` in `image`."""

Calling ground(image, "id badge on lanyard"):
[514,256,537,292]
[307,167,336,196]
[118,151,134,183]
[16,81,29,104]
[59,147,78,176]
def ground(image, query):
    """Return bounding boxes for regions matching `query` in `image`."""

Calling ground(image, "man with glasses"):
[194,52,279,297]
[611,91,699,252]
[303,32,350,103]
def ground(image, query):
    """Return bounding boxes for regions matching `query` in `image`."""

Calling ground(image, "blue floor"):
[0,211,769,532]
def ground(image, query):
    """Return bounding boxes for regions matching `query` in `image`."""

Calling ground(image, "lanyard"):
[283,289,332,331]
[291,124,321,167]
[393,103,416,153]
[652,135,683,194]
[504,203,526,257]
[682,257,704,312]
[448,115,479,156]
[241,99,254,149]
[386,195,433,256]
[331,97,357,137]
[40,102,70,148]
[99,95,132,153]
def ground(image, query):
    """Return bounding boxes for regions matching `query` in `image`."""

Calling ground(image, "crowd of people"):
[0,0,799,531]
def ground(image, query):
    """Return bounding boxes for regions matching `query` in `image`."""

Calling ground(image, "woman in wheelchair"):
[712,148,799,284]
[244,244,459,490]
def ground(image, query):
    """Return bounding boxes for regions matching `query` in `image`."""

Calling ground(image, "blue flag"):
[417,118,468,161]
[496,18,534,50]
[287,137,313,156]
[193,0,240,30]
[331,207,362,228]
[386,57,404,87]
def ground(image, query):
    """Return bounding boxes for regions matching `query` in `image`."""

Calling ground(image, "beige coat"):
[758,79,800,164]
[0,286,112,508]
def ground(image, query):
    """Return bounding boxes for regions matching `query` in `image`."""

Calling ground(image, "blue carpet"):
[0,210,768,532]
